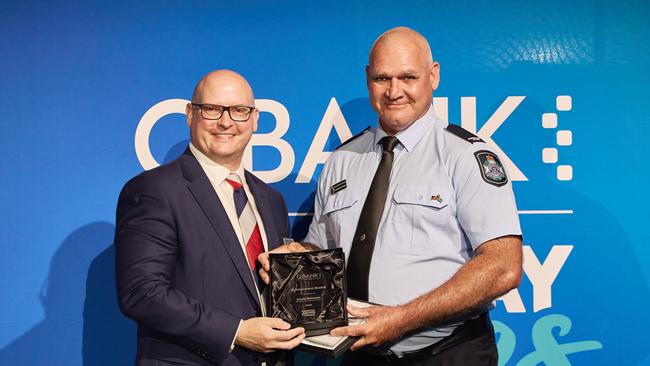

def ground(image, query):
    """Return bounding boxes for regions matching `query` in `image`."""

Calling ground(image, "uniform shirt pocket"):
[388,185,454,256]
[322,189,359,247]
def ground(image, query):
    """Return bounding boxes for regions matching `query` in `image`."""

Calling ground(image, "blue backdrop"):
[1,1,649,365]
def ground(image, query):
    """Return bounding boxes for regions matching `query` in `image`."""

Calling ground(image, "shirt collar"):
[373,104,436,152]
[189,143,246,185]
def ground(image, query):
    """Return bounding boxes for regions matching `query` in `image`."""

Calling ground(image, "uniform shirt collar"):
[189,143,246,185]
[373,104,435,152]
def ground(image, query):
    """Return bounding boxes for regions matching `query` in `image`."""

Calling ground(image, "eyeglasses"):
[191,103,256,122]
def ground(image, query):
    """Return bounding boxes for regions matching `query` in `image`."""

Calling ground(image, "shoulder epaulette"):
[336,126,371,149]
[445,124,484,144]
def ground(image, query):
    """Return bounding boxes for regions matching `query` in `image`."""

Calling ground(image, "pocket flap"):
[322,190,359,215]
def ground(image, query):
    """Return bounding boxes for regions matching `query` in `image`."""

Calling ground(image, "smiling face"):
[186,70,258,171]
[366,28,440,135]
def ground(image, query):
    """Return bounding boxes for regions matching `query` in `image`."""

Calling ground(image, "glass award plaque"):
[268,248,348,336]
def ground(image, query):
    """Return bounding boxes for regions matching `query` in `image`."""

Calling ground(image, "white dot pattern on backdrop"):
[541,96,573,181]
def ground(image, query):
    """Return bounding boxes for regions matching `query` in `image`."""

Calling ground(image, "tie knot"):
[226,173,243,190]
[379,136,399,153]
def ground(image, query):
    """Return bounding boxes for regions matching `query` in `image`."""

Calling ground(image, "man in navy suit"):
[115,70,305,366]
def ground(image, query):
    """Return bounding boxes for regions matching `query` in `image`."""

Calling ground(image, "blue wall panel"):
[1,1,649,364]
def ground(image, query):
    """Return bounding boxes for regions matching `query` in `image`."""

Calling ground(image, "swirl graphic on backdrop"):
[494,314,603,366]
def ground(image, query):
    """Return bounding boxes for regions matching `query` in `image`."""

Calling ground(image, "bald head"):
[369,27,433,67]
[191,69,255,106]
[365,27,440,135]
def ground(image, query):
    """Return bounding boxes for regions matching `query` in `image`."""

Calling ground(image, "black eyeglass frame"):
[191,103,256,122]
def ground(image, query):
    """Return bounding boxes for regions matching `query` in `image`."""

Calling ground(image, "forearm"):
[398,235,522,332]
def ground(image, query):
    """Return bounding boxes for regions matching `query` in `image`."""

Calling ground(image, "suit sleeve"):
[114,175,240,364]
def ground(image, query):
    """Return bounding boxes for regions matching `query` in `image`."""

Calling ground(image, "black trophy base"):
[304,319,347,337]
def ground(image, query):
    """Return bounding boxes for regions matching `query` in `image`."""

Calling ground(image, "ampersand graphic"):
[517,314,602,366]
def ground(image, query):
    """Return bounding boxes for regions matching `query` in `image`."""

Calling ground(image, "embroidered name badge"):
[330,180,347,195]
[474,150,508,187]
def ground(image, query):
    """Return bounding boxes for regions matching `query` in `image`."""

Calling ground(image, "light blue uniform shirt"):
[304,105,521,355]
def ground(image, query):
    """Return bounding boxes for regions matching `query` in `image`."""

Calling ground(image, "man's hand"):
[235,317,305,353]
[258,242,310,284]
[330,304,407,350]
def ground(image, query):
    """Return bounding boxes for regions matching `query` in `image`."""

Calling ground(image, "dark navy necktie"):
[346,136,399,300]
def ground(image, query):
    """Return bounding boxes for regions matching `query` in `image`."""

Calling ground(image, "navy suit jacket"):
[115,149,290,365]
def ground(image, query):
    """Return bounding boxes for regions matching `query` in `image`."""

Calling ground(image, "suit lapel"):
[180,150,260,307]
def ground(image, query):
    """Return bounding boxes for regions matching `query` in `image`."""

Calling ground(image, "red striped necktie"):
[225,174,264,271]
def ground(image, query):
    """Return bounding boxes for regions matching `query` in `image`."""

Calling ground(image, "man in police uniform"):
[261,27,522,365]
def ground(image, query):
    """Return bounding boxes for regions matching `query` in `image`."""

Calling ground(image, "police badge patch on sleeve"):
[474,150,508,187]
